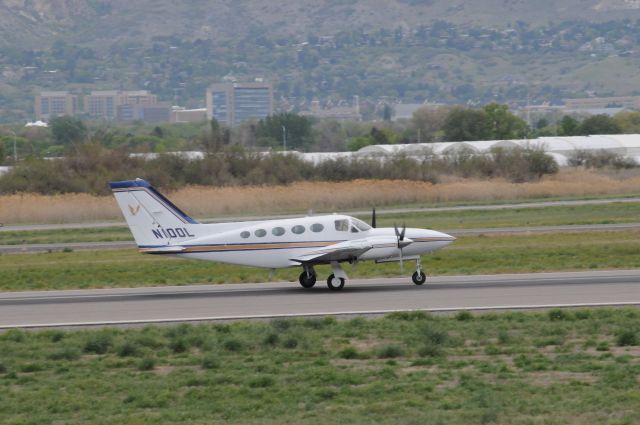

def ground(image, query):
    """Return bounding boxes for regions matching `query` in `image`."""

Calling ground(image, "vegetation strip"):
[1,309,639,424]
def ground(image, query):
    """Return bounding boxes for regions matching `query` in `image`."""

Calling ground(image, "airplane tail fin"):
[109,179,201,248]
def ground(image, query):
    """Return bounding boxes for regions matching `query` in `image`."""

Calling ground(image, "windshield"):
[352,218,372,231]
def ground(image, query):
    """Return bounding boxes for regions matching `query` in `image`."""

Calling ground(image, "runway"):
[1,270,639,329]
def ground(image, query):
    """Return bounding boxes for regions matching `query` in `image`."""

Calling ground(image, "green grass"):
[3,201,640,246]
[1,309,639,424]
[2,230,640,291]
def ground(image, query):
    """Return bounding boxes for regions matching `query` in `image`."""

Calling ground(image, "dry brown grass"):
[2,169,640,224]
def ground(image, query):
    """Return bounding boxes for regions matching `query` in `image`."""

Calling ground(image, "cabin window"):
[352,218,372,231]
[255,229,267,237]
[292,225,305,234]
[334,219,349,232]
[272,227,285,236]
[351,226,359,233]
[310,223,324,232]
[240,231,250,239]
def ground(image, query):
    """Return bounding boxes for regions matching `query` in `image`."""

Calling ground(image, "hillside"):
[1,0,638,48]
[1,0,640,123]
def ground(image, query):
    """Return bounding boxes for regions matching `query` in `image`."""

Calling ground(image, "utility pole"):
[10,130,17,162]
[282,125,286,152]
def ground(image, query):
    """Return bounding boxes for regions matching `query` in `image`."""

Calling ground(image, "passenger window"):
[272,227,285,236]
[334,219,349,232]
[255,229,267,237]
[351,226,359,233]
[240,231,250,239]
[311,223,324,232]
[292,225,305,234]
[352,218,372,231]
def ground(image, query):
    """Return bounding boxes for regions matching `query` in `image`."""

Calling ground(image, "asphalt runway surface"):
[1,270,639,329]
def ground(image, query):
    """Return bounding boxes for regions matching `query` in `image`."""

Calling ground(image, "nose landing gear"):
[412,257,427,285]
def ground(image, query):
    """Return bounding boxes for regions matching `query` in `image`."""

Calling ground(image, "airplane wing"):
[291,236,401,264]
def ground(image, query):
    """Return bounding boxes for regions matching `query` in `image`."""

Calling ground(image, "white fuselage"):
[141,214,454,268]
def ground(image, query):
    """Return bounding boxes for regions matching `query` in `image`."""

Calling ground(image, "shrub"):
[283,337,298,349]
[169,338,188,353]
[548,309,571,321]
[201,355,220,370]
[455,311,473,321]
[0,363,6,373]
[117,341,139,357]
[138,357,156,371]
[616,330,638,347]
[377,344,404,359]
[223,339,243,352]
[84,334,113,354]
[248,376,275,388]
[338,346,360,359]
[262,333,280,347]
[48,347,81,361]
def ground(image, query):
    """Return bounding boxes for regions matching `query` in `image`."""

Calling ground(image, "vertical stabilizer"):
[109,179,200,247]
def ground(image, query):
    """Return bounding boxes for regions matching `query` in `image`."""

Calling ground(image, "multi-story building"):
[35,91,79,120]
[117,103,171,123]
[206,82,273,126]
[564,96,640,111]
[84,90,158,120]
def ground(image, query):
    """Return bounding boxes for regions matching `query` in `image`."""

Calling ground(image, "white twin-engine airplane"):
[110,179,455,290]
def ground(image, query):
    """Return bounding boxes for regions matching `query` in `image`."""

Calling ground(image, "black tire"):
[326,274,345,291]
[412,271,427,285]
[299,271,316,288]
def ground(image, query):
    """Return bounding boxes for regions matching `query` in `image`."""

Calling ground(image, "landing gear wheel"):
[412,270,427,285]
[326,273,345,291]
[298,271,316,288]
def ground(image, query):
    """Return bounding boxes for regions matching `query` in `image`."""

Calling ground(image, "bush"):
[548,309,571,321]
[0,363,6,374]
[223,339,243,352]
[201,355,220,370]
[616,330,638,347]
[338,346,360,359]
[455,311,473,321]
[117,341,139,357]
[138,357,156,371]
[377,344,404,358]
[169,338,188,353]
[48,347,81,361]
[248,376,275,388]
[84,334,113,354]
[283,337,298,349]
[262,333,280,347]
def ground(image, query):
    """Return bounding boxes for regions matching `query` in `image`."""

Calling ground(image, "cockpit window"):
[334,219,349,232]
[352,218,372,231]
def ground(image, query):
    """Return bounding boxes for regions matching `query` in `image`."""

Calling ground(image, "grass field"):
[2,230,640,291]
[2,169,640,224]
[1,309,639,424]
[3,201,640,246]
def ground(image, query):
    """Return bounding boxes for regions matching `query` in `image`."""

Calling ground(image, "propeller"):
[371,207,377,228]
[394,222,407,272]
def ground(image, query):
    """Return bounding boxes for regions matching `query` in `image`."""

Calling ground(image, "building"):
[300,97,361,121]
[206,82,273,126]
[84,90,158,120]
[563,96,640,111]
[171,108,207,123]
[117,103,171,123]
[35,91,79,121]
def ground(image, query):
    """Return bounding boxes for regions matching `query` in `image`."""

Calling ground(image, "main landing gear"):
[298,262,348,291]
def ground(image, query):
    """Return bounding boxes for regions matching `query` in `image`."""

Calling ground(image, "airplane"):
[110,179,455,290]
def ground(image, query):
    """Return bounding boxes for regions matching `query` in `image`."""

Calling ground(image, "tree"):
[256,113,314,151]
[483,103,528,139]
[0,139,5,164]
[558,115,579,136]
[201,118,226,154]
[50,116,87,145]
[443,107,491,141]
[613,111,640,133]
[577,114,621,135]
[411,106,451,142]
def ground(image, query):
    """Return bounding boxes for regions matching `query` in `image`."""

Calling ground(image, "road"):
[2,196,640,232]
[2,222,640,253]
[1,270,639,329]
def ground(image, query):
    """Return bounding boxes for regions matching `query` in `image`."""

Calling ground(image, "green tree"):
[443,107,491,141]
[577,114,621,135]
[613,111,640,133]
[201,118,227,154]
[411,106,450,142]
[483,103,528,139]
[558,116,579,136]
[256,113,314,151]
[0,139,5,164]
[50,116,87,145]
